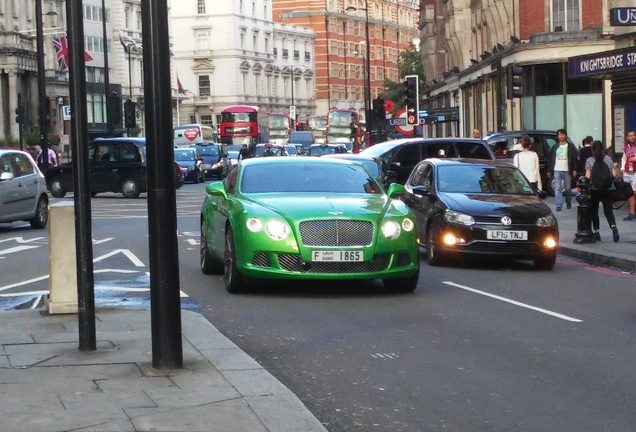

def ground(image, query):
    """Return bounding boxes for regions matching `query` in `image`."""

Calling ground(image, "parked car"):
[190,143,230,179]
[174,162,185,189]
[284,144,299,156]
[0,149,49,228]
[288,130,316,153]
[323,153,396,188]
[307,143,348,156]
[483,130,575,196]
[200,157,420,293]
[174,148,205,183]
[402,158,558,269]
[360,138,495,184]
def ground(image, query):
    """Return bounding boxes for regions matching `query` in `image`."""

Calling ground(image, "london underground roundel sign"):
[394,108,415,136]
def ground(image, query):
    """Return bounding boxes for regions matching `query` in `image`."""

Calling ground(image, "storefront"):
[568,45,636,154]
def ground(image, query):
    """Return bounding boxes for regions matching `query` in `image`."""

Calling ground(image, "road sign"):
[392,108,415,135]
[289,106,296,120]
[62,105,71,121]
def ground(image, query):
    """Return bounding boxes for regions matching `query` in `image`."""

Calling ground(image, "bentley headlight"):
[381,220,401,239]
[444,210,475,226]
[246,218,262,232]
[536,214,557,228]
[402,218,415,232]
[266,219,289,240]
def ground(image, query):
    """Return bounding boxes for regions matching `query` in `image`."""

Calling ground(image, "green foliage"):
[378,42,426,113]
[26,129,60,148]
[0,136,20,149]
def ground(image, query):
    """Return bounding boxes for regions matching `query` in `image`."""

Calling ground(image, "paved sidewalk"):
[0,308,327,432]
[546,194,636,273]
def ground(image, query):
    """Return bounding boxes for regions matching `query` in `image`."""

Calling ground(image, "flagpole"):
[176,89,180,126]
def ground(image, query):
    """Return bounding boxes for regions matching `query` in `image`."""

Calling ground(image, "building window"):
[125,7,130,27]
[200,115,213,125]
[282,49,288,58]
[199,75,211,96]
[305,52,311,61]
[196,32,208,50]
[197,0,205,14]
[273,47,277,57]
[552,0,580,31]
[137,10,142,30]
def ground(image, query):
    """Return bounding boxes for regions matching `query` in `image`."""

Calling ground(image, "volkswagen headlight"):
[444,210,475,226]
[265,219,289,240]
[381,220,401,239]
[536,214,557,228]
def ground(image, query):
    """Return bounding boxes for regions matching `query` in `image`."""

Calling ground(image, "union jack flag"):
[52,37,94,71]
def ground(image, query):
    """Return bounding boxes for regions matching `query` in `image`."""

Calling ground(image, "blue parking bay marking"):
[443,281,582,323]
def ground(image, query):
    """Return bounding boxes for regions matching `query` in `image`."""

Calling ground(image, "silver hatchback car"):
[0,149,49,228]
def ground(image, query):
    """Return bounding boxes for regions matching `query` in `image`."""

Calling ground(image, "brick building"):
[419,0,635,151]
[273,0,420,121]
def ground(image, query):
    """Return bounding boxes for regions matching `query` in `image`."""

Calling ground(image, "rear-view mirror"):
[205,182,227,199]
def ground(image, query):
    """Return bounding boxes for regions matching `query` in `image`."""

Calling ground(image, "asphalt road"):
[2,183,636,431]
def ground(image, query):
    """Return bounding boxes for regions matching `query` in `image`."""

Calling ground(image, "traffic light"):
[15,105,24,124]
[372,98,386,122]
[124,99,136,129]
[403,75,419,125]
[507,65,524,99]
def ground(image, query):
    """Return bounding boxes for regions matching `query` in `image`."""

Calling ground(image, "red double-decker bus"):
[220,105,270,155]
[326,109,363,153]
[268,113,292,145]
[305,116,327,143]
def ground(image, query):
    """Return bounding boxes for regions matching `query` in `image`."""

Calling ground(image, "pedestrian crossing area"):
[49,186,207,219]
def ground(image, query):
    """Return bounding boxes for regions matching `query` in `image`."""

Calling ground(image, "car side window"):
[456,141,492,159]
[421,165,434,189]
[545,136,558,152]
[0,155,14,176]
[425,142,455,158]
[120,143,140,162]
[408,163,427,186]
[14,154,34,177]
[96,143,118,162]
[392,145,420,166]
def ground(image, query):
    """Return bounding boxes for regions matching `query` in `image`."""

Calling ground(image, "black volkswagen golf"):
[403,159,558,270]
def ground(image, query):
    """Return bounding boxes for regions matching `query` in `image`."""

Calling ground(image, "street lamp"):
[35,6,57,170]
[346,3,372,140]
[290,67,296,129]
[354,44,368,125]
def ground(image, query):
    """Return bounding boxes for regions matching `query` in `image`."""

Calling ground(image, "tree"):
[378,42,426,113]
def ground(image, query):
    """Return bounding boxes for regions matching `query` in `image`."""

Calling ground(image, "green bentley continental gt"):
[200,157,420,293]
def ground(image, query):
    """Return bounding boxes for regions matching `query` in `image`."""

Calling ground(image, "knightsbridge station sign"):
[610,8,636,26]
[568,46,636,78]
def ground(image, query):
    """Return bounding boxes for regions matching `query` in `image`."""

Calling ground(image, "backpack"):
[591,158,612,191]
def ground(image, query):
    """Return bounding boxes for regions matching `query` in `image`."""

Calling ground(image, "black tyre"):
[224,227,247,293]
[121,178,140,198]
[49,177,66,198]
[29,196,49,229]
[383,265,420,293]
[534,254,556,270]
[200,220,223,274]
[426,223,444,266]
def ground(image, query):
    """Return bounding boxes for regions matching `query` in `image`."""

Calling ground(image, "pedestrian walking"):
[577,135,593,176]
[547,128,577,211]
[620,130,636,221]
[513,135,542,191]
[238,144,250,161]
[585,140,619,242]
[37,145,58,170]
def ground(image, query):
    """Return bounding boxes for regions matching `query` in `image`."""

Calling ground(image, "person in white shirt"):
[513,135,542,191]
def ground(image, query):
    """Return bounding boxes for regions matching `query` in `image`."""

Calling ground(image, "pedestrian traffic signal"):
[403,75,419,125]
[15,105,24,124]
[372,98,386,121]
[507,65,524,99]
[124,99,136,129]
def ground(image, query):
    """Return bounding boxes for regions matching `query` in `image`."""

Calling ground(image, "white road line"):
[93,249,145,267]
[0,275,49,292]
[0,245,40,256]
[0,236,46,244]
[186,239,199,245]
[443,281,583,323]
[0,290,48,297]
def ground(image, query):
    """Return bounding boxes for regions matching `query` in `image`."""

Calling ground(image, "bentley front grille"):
[278,253,390,274]
[299,220,374,247]
[251,253,271,268]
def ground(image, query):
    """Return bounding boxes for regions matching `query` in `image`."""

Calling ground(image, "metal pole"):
[364,0,372,137]
[35,0,48,169]
[66,0,96,351]
[128,47,132,99]
[141,0,183,369]
[102,0,111,137]
[343,21,348,100]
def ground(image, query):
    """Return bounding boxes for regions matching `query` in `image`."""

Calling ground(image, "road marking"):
[93,249,145,267]
[93,237,114,245]
[0,269,140,292]
[443,281,583,323]
[0,236,46,244]
[0,290,48,297]
[186,239,200,245]
[0,245,40,256]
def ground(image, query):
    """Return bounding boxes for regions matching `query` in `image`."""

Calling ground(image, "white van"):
[173,124,216,147]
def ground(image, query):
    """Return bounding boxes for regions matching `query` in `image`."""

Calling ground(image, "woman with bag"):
[513,135,542,191]
[585,140,619,242]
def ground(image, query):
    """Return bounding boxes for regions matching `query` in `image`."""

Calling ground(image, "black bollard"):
[573,176,596,244]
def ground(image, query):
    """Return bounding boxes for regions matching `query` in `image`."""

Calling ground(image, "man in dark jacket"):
[577,135,593,175]
[547,128,578,211]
